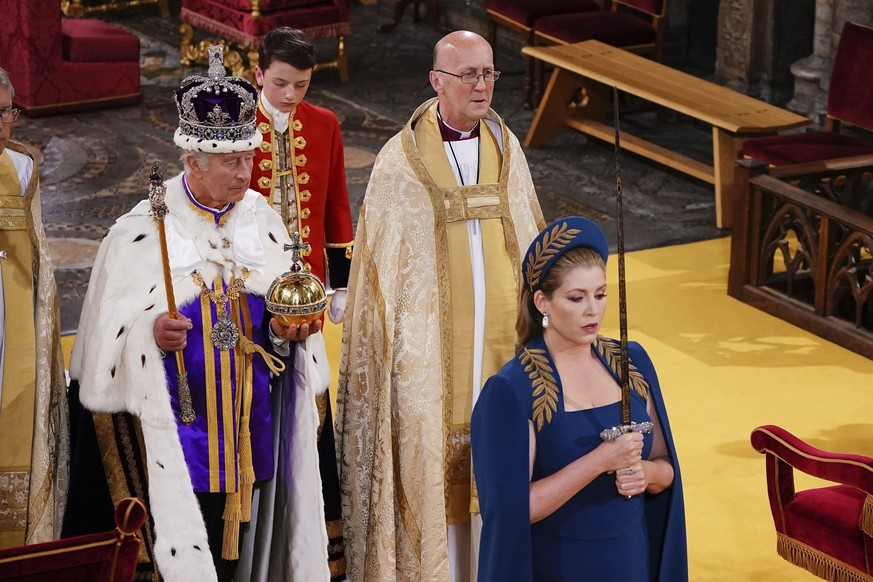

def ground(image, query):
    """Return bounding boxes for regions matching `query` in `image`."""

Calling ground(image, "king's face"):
[190,150,256,208]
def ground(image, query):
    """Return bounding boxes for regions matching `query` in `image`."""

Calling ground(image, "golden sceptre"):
[149,162,195,425]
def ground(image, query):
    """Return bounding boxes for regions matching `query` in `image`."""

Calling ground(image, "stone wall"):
[715,0,873,118]
[715,0,815,104]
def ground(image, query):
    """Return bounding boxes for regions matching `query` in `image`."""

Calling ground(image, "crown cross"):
[284,232,311,273]
[207,46,225,81]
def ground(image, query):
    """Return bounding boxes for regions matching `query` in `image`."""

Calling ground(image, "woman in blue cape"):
[471,216,687,581]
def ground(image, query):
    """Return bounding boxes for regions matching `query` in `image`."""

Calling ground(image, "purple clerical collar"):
[182,173,233,223]
[437,109,480,142]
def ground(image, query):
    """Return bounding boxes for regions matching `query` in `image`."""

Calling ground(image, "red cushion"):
[535,10,655,46]
[222,0,325,11]
[486,0,598,28]
[181,0,349,50]
[61,19,140,63]
[742,131,873,166]
[784,485,868,573]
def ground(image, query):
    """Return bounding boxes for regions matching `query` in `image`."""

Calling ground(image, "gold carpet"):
[63,236,873,580]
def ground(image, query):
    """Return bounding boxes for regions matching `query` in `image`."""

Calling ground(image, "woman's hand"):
[154,312,193,352]
[599,432,644,474]
[270,317,323,342]
[614,460,646,498]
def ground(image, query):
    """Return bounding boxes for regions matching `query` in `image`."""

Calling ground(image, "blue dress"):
[471,336,687,581]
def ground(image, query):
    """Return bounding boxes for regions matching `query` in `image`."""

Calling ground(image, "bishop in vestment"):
[336,31,544,582]
[0,67,68,550]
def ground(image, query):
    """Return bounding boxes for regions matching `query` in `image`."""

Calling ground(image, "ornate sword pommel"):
[148,161,168,221]
[599,421,655,442]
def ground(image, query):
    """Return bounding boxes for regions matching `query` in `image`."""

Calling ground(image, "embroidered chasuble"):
[0,143,68,548]
[337,98,544,582]
[415,105,517,523]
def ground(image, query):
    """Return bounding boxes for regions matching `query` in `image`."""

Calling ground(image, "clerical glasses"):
[434,70,501,84]
[0,107,20,123]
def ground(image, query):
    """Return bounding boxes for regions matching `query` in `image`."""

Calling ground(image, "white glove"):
[328,289,347,324]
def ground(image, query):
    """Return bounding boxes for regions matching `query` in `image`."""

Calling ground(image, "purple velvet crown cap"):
[173,45,263,154]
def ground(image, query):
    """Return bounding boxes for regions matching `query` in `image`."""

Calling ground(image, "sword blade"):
[613,86,631,427]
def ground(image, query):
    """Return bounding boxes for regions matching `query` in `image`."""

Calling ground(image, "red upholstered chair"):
[531,0,667,106]
[750,425,873,581]
[742,21,873,166]
[0,0,141,117]
[0,498,147,582]
[485,0,601,108]
[180,0,351,82]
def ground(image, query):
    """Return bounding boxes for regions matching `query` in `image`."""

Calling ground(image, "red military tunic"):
[251,99,354,287]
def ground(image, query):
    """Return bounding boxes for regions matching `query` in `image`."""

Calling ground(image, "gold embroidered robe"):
[336,99,543,581]
[0,141,68,548]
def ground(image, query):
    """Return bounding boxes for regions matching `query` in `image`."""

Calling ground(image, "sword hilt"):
[599,421,654,442]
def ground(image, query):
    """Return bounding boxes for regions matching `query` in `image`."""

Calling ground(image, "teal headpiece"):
[523,216,609,291]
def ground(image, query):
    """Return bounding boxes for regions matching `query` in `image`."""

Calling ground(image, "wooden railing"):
[729,155,873,359]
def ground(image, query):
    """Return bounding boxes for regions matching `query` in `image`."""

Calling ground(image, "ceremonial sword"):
[599,88,653,442]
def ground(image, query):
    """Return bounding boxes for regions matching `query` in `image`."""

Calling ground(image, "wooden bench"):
[523,40,811,228]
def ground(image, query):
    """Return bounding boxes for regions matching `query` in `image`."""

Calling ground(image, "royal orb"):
[265,269,327,326]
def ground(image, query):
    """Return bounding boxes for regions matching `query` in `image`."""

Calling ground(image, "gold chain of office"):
[191,268,250,306]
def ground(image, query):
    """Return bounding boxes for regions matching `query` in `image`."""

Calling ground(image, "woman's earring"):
[542,312,549,328]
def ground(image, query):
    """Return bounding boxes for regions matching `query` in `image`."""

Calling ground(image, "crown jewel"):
[173,46,262,153]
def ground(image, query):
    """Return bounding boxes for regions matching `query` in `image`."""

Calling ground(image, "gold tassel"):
[861,495,873,538]
[776,533,871,582]
[222,491,242,560]
[238,412,255,522]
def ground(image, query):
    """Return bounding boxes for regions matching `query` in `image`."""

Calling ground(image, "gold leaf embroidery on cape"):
[595,338,649,400]
[524,222,581,289]
[520,348,559,431]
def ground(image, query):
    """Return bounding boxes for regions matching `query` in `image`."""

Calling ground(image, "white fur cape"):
[70,174,327,582]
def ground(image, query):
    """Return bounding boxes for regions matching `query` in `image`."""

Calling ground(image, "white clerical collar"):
[261,94,291,134]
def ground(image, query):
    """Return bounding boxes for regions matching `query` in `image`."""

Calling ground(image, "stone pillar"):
[788,0,835,120]
[789,0,873,121]
[715,0,816,104]
[715,0,760,90]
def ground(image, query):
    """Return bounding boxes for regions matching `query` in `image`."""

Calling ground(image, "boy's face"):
[255,60,313,114]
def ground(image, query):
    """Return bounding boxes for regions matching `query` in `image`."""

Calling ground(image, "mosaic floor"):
[17,0,725,332]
